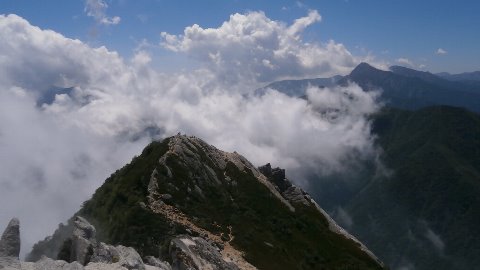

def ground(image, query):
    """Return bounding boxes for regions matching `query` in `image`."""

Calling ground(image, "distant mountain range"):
[262,64,480,269]
[437,70,480,82]
[261,62,480,113]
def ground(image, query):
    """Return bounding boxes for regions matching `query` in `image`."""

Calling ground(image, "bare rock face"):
[0,218,20,258]
[169,235,239,270]
[0,217,171,270]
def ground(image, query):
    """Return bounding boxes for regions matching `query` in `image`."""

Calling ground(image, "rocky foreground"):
[0,215,241,270]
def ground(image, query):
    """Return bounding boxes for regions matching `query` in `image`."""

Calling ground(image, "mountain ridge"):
[26,134,384,270]
[261,62,480,113]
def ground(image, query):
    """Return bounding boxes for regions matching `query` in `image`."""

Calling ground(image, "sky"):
[1,0,479,73]
[0,0,478,258]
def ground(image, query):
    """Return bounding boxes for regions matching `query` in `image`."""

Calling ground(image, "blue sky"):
[1,0,479,73]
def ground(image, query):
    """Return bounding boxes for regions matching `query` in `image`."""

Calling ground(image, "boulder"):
[115,246,145,270]
[90,243,145,270]
[21,256,84,270]
[90,242,121,264]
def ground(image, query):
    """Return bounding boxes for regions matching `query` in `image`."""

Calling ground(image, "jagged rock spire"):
[0,218,20,258]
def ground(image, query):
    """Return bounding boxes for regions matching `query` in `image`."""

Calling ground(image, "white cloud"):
[396,57,414,67]
[84,0,121,25]
[436,48,447,55]
[161,10,368,87]
[0,13,381,257]
[0,88,146,258]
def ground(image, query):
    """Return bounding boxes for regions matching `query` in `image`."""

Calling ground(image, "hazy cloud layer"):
[0,12,380,257]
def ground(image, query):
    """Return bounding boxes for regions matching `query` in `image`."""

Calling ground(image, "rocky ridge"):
[146,135,382,267]
[25,134,385,269]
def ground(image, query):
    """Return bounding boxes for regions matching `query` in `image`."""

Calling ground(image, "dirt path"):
[148,200,256,270]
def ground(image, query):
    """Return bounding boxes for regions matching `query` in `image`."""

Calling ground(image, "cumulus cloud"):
[0,12,381,257]
[0,14,126,94]
[160,10,363,87]
[436,48,447,55]
[85,0,121,25]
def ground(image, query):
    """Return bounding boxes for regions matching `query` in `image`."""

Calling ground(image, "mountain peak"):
[150,134,296,212]
[347,63,387,81]
[351,62,378,73]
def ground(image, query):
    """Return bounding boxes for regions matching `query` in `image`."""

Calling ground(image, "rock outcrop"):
[2,216,240,270]
[71,216,97,265]
[0,218,172,270]
[0,218,20,258]
[258,163,314,206]
[0,218,21,270]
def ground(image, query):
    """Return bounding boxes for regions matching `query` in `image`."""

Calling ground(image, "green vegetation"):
[310,106,480,270]
[78,139,186,258]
